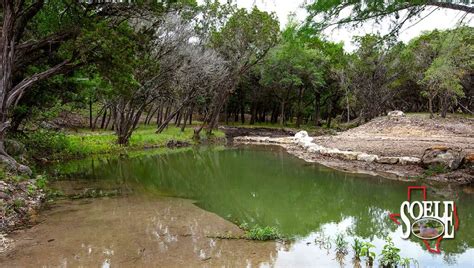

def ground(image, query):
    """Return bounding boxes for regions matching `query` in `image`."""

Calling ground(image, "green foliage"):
[16,129,71,159]
[423,164,448,177]
[379,237,401,268]
[335,233,348,254]
[19,125,224,161]
[0,168,5,180]
[400,257,419,268]
[211,6,280,68]
[240,223,282,241]
[352,238,363,259]
[35,175,48,190]
[12,199,25,210]
[360,241,376,261]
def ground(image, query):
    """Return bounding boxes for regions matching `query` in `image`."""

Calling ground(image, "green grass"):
[65,125,224,157]
[18,124,225,161]
[239,223,283,241]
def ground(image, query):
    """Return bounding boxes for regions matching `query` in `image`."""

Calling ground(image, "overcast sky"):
[200,0,474,51]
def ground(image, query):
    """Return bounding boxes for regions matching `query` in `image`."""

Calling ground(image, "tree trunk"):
[429,97,434,119]
[89,97,93,129]
[280,101,285,126]
[250,104,257,125]
[189,103,194,125]
[181,109,189,132]
[314,93,321,127]
[100,108,107,129]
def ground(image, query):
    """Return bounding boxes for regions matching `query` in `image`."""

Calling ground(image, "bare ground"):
[313,114,474,158]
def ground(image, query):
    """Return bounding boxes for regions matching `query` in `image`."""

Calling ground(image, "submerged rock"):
[422,146,463,170]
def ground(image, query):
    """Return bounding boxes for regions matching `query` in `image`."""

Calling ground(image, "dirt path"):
[0,196,277,267]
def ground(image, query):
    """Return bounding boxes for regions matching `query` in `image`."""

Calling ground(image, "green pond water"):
[49,145,473,267]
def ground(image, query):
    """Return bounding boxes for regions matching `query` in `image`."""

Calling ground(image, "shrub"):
[423,164,447,177]
[17,129,71,159]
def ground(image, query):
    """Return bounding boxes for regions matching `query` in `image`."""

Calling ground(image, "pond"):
[2,146,473,267]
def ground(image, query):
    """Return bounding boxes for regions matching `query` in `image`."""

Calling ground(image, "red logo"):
[389,186,459,254]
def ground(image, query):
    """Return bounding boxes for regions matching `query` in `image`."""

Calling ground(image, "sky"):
[199,0,474,51]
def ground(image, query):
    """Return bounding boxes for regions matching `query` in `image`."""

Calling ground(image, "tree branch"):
[427,1,474,13]
[7,60,78,107]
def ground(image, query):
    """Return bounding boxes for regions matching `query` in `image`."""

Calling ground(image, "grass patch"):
[423,164,448,177]
[240,223,283,241]
[18,124,225,160]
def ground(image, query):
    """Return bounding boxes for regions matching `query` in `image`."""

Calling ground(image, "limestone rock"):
[376,156,399,164]
[387,110,405,118]
[422,146,463,170]
[307,145,323,153]
[357,153,379,163]
[399,156,421,165]
[294,131,309,139]
[336,151,360,161]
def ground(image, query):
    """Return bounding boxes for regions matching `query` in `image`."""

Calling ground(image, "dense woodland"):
[0,0,473,172]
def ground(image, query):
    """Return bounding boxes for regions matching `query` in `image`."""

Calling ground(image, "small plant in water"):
[360,241,376,267]
[352,238,363,260]
[243,224,281,241]
[379,237,401,268]
[400,257,419,268]
[334,233,348,254]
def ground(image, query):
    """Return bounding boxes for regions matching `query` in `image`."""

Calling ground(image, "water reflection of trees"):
[57,147,473,256]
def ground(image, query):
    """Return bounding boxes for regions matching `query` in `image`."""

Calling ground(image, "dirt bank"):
[0,176,45,252]
[0,195,277,267]
[233,115,473,185]
[313,114,474,158]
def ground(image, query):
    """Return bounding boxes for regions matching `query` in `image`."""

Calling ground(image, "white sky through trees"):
[199,0,474,51]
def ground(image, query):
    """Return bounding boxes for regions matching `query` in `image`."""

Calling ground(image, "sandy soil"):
[313,115,474,158]
[0,195,277,267]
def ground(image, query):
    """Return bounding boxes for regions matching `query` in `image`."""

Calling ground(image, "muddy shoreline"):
[0,195,278,267]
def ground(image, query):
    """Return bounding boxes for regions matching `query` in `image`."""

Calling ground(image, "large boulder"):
[422,146,463,170]
[294,131,309,139]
